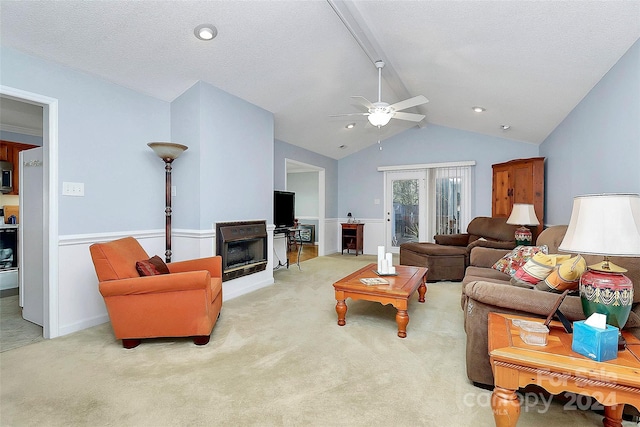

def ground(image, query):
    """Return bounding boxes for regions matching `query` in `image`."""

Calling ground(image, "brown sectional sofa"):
[461,225,640,389]
[400,216,518,282]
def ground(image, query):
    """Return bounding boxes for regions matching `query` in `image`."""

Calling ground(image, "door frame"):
[284,159,325,256]
[1,85,59,339]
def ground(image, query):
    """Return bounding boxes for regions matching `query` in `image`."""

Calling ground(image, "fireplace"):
[216,220,267,282]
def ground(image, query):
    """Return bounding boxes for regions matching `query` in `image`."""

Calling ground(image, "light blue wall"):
[0,47,171,235]
[274,139,339,218]
[338,124,539,220]
[288,172,319,217]
[541,38,640,225]
[172,81,274,228]
[0,131,43,146]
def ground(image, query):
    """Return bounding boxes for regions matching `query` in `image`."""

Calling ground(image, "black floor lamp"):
[147,142,188,263]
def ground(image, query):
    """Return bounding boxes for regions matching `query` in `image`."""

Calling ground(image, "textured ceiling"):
[1,1,639,159]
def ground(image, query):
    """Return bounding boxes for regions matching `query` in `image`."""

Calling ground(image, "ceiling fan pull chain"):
[378,63,383,102]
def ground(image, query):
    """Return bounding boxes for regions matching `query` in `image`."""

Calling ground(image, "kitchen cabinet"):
[492,157,545,237]
[0,141,39,195]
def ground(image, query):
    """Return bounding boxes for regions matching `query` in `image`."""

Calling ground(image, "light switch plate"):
[62,182,84,196]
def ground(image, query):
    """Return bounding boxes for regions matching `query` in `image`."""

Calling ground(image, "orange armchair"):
[89,236,223,348]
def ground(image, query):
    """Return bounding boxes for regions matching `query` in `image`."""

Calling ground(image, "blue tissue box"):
[571,320,619,362]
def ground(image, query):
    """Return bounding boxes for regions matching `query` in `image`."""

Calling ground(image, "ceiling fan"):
[331,60,428,127]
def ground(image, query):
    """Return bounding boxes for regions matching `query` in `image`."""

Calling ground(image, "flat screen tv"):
[274,190,295,229]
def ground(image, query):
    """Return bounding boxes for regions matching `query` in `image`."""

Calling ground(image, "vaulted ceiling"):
[1,1,638,159]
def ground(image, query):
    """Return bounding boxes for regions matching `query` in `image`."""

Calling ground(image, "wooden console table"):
[488,312,640,427]
[341,223,364,255]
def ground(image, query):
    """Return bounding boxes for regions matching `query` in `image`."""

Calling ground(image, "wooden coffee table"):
[488,312,640,427]
[333,263,428,338]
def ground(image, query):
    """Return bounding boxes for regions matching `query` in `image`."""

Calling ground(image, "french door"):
[384,170,427,252]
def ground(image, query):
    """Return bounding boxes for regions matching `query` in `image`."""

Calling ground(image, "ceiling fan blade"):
[392,111,426,122]
[351,96,375,110]
[329,112,369,118]
[389,95,428,112]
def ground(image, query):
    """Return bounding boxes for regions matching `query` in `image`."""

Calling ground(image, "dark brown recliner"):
[399,217,518,282]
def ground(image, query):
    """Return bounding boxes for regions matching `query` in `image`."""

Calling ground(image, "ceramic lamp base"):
[579,268,634,329]
[514,226,533,246]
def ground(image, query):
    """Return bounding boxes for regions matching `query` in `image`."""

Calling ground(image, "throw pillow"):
[510,252,557,287]
[136,255,170,276]
[536,254,587,293]
[491,245,549,277]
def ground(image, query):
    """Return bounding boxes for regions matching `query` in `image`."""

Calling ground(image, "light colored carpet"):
[0,254,634,426]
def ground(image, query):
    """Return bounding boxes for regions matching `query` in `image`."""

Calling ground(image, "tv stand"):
[273,228,302,270]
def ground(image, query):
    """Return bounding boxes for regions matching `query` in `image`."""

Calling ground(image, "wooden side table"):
[488,312,640,427]
[341,223,364,255]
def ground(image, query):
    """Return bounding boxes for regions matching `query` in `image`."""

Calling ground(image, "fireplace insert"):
[216,220,267,281]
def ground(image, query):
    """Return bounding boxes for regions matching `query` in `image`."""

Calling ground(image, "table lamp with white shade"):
[506,203,540,245]
[558,194,640,335]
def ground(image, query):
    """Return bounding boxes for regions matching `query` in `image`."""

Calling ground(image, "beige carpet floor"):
[0,254,635,426]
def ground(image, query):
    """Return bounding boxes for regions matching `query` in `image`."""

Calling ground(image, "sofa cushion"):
[511,252,557,286]
[467,216,518,242]
[400,242,467,256]
[491,245,549,276]
[136,255,170,276]
[536,254,587,293]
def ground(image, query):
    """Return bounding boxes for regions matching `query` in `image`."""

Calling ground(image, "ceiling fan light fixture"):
[368,111,392,127]
[194,24,217,41]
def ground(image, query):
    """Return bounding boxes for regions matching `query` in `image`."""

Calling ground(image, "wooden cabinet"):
[492,157,545,237]
[341,223,364,255]
[0,141,39,195]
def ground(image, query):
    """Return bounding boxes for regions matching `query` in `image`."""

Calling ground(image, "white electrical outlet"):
[62,182,84,196]
[171,186,176,197]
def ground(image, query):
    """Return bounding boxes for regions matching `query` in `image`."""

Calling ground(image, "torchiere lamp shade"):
[148,142,188,160]
[559,194,640,329]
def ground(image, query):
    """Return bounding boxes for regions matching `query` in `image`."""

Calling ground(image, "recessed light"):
[345,123,356,129]
[500,124,511,130]
[472,106,485,113]
[339,144,347,149]
[194,24,217,41]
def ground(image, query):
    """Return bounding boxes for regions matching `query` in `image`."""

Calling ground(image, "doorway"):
[0,85,59,339]
[285,159,325,258]
[384,170,427,253]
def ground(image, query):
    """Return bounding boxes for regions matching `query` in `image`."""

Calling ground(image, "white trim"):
[377,160,476,172]
[58,228,217,246]
[1,85,59,339]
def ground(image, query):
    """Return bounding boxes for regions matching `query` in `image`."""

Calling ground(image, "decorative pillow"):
[536,255,587,293]
[510,252,558,287]
[136,255,170,276]
[491,245,549,277]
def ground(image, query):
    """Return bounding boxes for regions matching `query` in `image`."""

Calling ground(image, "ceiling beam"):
[327,0,427,127]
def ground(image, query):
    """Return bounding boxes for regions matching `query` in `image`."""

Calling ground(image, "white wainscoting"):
[57,228,276,337]
[326,218,386,256]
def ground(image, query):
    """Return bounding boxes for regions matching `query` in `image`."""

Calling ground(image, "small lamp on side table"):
[559,194,640,347]
[506,203,540,245]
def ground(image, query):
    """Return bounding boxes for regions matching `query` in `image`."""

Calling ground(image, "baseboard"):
[223,276,274,301]
[58,313,110,337]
